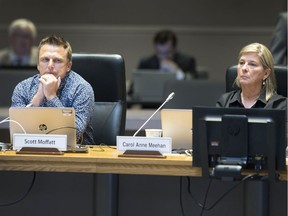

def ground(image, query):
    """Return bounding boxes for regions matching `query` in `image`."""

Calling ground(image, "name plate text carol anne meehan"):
[116,136,172,154]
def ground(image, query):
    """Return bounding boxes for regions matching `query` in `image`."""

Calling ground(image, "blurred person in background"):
[0,18,38,67]
[138,29,198,79]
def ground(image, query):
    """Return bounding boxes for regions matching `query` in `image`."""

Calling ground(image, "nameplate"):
[13,133,67,151]
[116,136,172,154]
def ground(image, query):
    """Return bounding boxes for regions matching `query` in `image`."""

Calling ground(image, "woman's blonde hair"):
[235,42,277,101]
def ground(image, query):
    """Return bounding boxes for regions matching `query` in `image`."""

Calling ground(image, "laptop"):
[160,109,193,150]
[132,69,177,102]
[9,107,77,150]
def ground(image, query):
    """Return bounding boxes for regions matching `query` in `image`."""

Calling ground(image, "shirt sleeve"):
[11,80,31,107]
[215,91,237,108]
[45,96,64,107]
[69,84,94,143]
[216,94,227,107]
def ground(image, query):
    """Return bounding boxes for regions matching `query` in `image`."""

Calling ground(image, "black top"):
[216,90,287,110]
[138,52,198,78]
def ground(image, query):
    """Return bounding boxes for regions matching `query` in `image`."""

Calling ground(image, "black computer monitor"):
[192,106,287,180]
[0,66,37,107]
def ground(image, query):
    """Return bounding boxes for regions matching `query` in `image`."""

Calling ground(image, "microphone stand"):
[133,92,175,137]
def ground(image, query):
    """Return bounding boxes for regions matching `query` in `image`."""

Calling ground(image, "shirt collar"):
[257,90,267,104]
[229,89,267,107]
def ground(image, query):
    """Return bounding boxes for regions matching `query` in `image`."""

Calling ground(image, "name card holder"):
[13,133,67,155]
[118,149,166,158]
[17,147,64,155]
[116,136,172,158]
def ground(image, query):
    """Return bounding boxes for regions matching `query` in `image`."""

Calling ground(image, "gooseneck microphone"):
[133,92,175,137]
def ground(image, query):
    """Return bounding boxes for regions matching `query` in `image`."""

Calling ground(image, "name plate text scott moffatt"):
[13,133,67,151]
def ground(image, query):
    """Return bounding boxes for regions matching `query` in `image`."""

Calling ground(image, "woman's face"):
[237,53,270,88]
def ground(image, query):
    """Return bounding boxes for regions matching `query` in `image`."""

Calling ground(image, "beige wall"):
[0,0,285,83]
[0,25,273,83]
[0,0,285,26]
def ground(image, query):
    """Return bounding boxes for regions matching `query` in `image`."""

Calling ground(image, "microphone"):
[133,92,175,137]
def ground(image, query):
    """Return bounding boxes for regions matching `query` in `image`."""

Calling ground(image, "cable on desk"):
[46,126,83,145]
[0,117,9,124]
[86,143,117,152]
[90,143,106,152]
[0,117,26,134]
[99,143,117,149]
[0,171,36,206]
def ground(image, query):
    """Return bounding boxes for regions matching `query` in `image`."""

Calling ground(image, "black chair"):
[72,53,127,145]
[72,53,127,216]
[226,65,287,97]
[163,80,225,109]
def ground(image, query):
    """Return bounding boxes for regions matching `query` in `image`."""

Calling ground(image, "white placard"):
[13,133,67,151]
[116,136,172,154]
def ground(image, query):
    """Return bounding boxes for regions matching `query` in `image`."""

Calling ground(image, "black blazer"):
[138,52,198,78]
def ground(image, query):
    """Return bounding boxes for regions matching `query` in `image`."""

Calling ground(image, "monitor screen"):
[192,106,287,175]
[0,66,38,107]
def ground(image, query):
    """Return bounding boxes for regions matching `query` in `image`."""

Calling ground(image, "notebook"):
[9,107,77,150]
[132,69,177,102]
[160,109,193,150]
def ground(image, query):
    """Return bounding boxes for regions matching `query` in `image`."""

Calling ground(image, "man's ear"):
[67,61,72,72]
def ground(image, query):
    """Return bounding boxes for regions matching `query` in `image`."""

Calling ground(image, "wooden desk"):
[0,146,287,216]
[0,146,286,180]
[0,146,198,176]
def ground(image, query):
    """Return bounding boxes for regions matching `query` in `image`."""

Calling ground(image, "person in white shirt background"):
[0,18,38,67]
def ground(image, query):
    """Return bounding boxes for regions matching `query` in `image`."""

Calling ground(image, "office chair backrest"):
[91,101,124,145]
[163,80,225,109]
[226,65,287,97]
[72,53,127,145]
[72,53,126,102]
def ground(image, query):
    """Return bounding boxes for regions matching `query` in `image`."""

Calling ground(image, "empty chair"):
[72,53,127,216]
[72,53,127,145]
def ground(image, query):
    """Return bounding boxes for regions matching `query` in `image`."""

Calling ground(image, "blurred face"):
[237,53,270,88]
[10,27,34,56]
[37,44,72,79]
[155,41,176,60]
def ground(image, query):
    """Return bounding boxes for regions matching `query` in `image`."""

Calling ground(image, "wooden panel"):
[0,25,274,83]
[0,146,286,180]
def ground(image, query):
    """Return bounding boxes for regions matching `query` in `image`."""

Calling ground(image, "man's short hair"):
[38,35,72,62]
